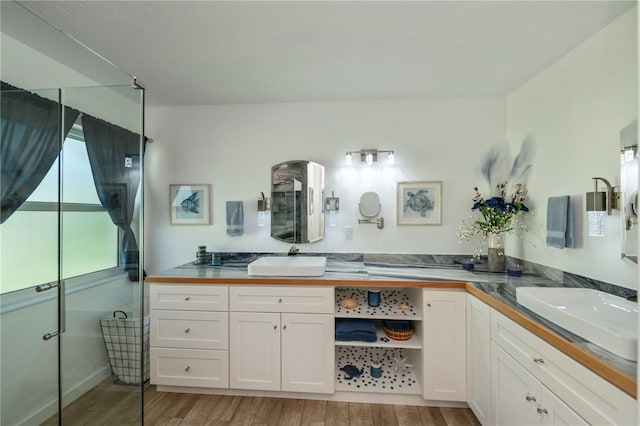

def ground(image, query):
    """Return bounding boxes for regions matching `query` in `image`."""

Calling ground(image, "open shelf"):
[335,346,421,395]
[335,288,422,320]
[335,321,422,349]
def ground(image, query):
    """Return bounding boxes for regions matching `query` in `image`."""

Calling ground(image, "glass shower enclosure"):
[1,2,146,425]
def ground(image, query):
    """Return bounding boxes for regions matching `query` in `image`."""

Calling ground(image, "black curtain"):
[82,114,144,281]
[1,82,79,223]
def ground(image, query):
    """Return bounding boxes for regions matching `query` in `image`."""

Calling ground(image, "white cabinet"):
[229,312,281,391]
[490,309,636,425]
[422,290,466,401]
[229,286,334,394]
[466,294,491,425]
[281,313,335,393]
[491,342,587,426]
[150,284,229,388]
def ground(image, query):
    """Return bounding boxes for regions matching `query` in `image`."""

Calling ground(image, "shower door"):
[0,84,145,425]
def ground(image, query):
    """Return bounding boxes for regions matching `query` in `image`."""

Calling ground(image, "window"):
[0,123,119,294]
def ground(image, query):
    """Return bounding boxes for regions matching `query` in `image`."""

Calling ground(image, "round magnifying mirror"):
[359,192,381,218]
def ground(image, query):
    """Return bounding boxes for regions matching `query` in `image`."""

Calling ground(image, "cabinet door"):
[491,342,540,426]
[281,313,334,394]
[229,312,280,391]
[539,386,588,426]
[423,290,466,401]
[466,294,491,425]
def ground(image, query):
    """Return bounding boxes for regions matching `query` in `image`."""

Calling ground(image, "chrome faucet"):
[288,246,299,256]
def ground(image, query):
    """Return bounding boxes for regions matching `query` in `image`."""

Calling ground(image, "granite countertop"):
[147,256,637,396]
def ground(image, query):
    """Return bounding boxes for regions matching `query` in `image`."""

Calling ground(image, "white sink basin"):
[515,287,638,361]
[247,256,326,277]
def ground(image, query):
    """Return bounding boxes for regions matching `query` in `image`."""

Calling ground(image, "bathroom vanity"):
[147,262,637,425]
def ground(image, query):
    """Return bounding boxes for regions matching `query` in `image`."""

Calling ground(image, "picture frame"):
[169,184,211,225]
[397,181,442,225]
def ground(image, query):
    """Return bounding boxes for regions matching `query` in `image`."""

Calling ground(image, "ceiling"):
[15,1,636,107]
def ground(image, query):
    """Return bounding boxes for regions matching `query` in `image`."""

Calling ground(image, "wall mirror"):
[620,120,638,263]
[271,160,325,243]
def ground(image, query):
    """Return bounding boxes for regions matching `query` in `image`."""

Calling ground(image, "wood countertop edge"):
[466,285,637,399]
[145,275,636,398]
[146,276,468,288]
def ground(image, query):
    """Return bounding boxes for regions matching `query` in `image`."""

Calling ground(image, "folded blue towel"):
[546,196,574,249]
[226,201,244,237]
[335,319,377,342]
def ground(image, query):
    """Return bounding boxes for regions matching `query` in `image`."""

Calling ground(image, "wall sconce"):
[325,191,340,227]
[257,192,270,227]
[586,177,619,236]
[345,149,395,166]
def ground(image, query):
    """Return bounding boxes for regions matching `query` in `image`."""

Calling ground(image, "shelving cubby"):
[334,287,424,395]
[335,346,422,395]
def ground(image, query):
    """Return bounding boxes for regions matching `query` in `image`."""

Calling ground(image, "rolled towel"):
[226,201,244,237]
[546,196,574,249]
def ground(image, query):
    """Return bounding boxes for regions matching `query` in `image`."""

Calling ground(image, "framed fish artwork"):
[170,184,211,225]
[397,181,442,225]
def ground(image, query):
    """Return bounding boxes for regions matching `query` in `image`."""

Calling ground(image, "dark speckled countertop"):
[147,253,637,396]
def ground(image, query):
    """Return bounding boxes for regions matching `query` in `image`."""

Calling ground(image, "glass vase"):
[487,233,506,273]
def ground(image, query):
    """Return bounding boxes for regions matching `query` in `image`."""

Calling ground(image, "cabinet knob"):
[278,298,283,303]
[525,393,536,402]
[274,325,278,330]
[283,325,287,330]
[533,357,544,364]
[426,303,431,307]
[185,366,191,372]
[185,296,191,301]
[185,328,191,333]
[536,406,548,415]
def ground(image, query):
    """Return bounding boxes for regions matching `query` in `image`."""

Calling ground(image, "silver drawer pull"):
[536,406,548,415]
[185,328,191,333]
[185,366,190,372]
[185,296,191,301]
[533,357,544,364]
[525,393,536,402]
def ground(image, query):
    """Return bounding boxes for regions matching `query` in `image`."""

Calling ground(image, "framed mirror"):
[620,120,638,263]
[271,160,325,243]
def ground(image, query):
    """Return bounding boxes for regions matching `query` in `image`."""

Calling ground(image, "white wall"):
[145,97,506,273]
[506,8,638,290]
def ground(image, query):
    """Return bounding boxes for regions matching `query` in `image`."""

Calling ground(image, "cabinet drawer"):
[229,286,333,313]
[491,309,635,425]
[150,284,228,311]
[150,348,228,388]
[150,310,228,350]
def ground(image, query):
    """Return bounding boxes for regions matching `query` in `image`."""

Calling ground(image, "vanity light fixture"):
[257,192,270,227]
[325,191,340,227]
[345,149,395,166]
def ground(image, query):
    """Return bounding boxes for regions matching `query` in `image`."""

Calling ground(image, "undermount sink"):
[515,287,638,361]
[247,256,327,277]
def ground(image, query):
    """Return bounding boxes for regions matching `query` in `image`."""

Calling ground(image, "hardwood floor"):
[43,381,481,425]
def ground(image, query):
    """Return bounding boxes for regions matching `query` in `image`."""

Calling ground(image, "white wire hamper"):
[99,310,150,385]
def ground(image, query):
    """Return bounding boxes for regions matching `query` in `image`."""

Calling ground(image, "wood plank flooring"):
[43,381,481,426]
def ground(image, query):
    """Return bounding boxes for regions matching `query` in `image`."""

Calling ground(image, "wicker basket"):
[383,325,414,341]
